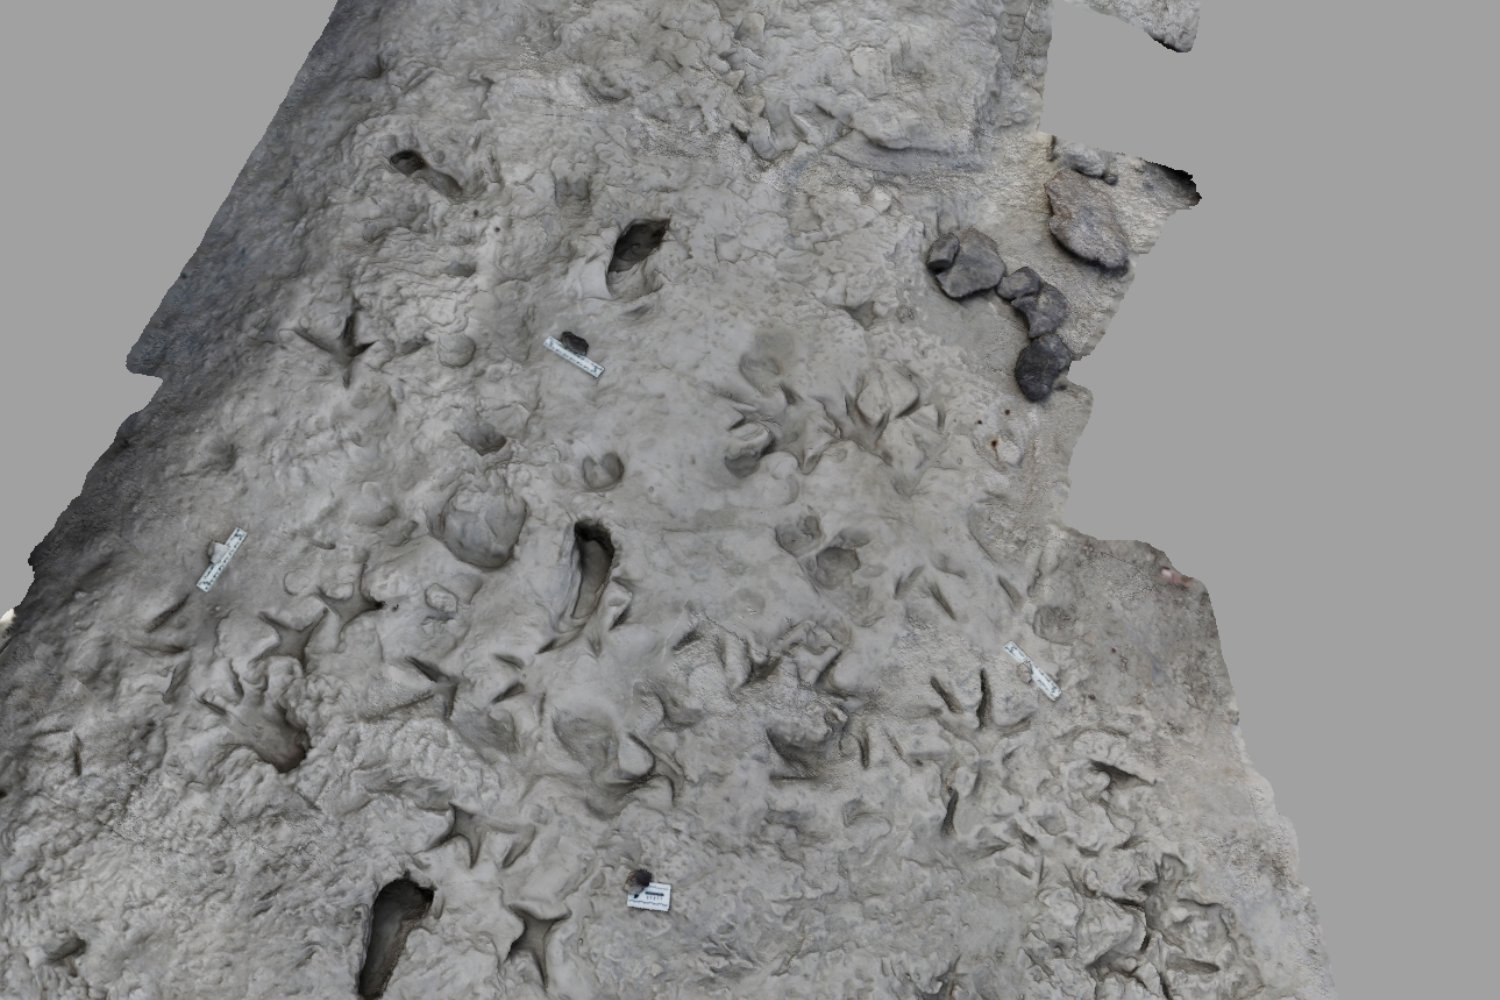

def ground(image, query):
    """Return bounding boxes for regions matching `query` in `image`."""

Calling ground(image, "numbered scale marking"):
[1003,641,1062,701]
[196,528,247,593]
[626,881,672,912]
[545,337,605,379]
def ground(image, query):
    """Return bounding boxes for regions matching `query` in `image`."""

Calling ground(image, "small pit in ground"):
[389,150,427,176]
[455,419,508,456]
[607,219,670,273]
[357,877,434,999]
[570,521,615,622]
[606,219,670,297]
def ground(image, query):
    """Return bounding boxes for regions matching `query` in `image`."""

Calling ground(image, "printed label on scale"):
[544,337,605,379]
[627,882,672,912]
[197,528,247,593]
[1003,641,1062,701]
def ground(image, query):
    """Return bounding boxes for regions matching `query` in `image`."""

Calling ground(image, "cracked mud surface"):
[0,1,1334,997]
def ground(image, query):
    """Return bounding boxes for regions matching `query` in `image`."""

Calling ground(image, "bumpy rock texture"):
[0,1,1335,998]
[1015,333,1076,402]
[1046,168,1134,272]
[1071,0,1201,53]
[927,228,1008,300]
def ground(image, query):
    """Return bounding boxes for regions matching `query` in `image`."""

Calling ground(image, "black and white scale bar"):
[626,882,672,912]
[196,528,247,593]
[1003,641,1062,701]
[544,337,604,378]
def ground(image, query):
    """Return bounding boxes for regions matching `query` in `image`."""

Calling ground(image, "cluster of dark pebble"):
[926,228,1074,402]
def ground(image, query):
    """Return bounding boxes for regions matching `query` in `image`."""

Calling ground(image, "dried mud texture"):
[0,2,1332,999]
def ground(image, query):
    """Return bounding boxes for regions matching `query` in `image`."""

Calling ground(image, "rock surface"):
[1047,168,1134,272]
[1014,282,1072,338]
[0,2,1334,999]
[1050,137,1119,184]
[1070,0,1202,52]
[1015,332,1077,401]
[927,228,1008,300]
[997,265,1044,302]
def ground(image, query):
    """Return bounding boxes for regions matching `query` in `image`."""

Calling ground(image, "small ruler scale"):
[544,337,605,379]
[196,528,247,593]
[626,882,672,912]
[1003,641,1061,701]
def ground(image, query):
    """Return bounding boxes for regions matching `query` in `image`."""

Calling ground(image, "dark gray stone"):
[626,869,653,895]
[925,232,960,272]
[926,228,1006,299]
[996,266,1042,301]
[1046,169,1131,271]
[1012,283,1069,337]
[1014,333,1073,402]
[1050,139,1118,184]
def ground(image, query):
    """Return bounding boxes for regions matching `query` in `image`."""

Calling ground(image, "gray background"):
[0,2,1490,996]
